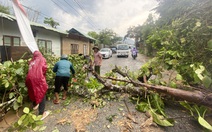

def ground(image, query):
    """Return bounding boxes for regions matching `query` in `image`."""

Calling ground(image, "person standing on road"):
[25,51,49,120]
[92,46,102,74]
[53,54,75,104]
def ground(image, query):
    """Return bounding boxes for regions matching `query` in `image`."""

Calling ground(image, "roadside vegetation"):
[0,0,211,131]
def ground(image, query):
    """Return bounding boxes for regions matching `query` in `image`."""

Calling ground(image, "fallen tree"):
[90,66,212,108]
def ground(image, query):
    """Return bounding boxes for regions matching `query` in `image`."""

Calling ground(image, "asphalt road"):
[101,53,149,75]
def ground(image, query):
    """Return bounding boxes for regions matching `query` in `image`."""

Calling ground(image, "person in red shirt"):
[92,46,102,74]
[25,51,49,120]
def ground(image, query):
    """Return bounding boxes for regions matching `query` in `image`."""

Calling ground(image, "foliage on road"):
[127,0,212,88]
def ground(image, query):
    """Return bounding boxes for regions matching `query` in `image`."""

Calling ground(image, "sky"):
[1,0,158,37]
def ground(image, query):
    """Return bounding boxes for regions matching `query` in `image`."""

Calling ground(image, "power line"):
[50,0,93,30]
[50,0,72,15]
[73,0,99,29]
[22,4,72,28]
[62,0,98,30]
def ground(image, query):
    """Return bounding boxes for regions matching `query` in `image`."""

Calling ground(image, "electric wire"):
[72,0,99,29]
[62,0,98,30]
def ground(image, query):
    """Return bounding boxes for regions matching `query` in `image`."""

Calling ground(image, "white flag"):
[12,0,39,53]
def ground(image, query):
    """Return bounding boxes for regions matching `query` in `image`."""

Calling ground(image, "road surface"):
[101,53,149,75]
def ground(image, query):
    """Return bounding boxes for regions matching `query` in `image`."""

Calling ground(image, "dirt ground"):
[0,92,207,132]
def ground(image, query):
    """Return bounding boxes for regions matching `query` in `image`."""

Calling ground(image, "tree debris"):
[90,66,212,108]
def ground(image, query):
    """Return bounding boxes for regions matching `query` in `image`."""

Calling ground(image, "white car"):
[99,48,112,59]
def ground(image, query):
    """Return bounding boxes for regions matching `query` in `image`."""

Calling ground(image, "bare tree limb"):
[91,66,212,108]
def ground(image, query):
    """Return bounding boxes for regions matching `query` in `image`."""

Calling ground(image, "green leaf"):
[3,61,12,67]
[207,40,212,49]
[176,74,183,81]
[195,66,205,80]
[152,94,166,117]
[32,115,36,120]
[18,82,25,88]
[17,95,23,103]
[18,59,24,63]
[180,38,186,43]
[198,116,212,130]
[52,128,60,132]
[9,92,15,99]
[36,120,44,125]
[17,114,26,125]
[35,115,43,121]
[15,68,23,75]
[202,76,212,88]
[23,107,30,114]
[38,126,47,131]
[179,101,194,116]
[13,101,20,110]
[150,109,174,126]
[169,81,177,88]
[4,81,10,88]
[136,102,149,112]
[195,21,201,27]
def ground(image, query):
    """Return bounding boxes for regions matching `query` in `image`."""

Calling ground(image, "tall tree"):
[88,29,121,46]
[147,0,212,87]
[43,17,59,28]
[88,31,99,39]
[0,4,10,14]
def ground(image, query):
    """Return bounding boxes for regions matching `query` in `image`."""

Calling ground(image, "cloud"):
[75,0,158,36]
[6,0,158,36]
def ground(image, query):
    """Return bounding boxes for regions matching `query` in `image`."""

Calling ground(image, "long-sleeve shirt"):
[93,52,102,66]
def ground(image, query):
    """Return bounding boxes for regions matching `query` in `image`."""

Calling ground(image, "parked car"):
[111,47,117,53]
[99,48,112,59]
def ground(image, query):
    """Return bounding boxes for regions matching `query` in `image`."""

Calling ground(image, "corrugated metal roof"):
[0,12,68,35]
[69,28,96,41]
[30,22,68,34]
[0,12,16,21]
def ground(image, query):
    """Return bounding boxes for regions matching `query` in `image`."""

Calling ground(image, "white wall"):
[0,19,24,46]
[0,18,62,56]
[33,27,61,56]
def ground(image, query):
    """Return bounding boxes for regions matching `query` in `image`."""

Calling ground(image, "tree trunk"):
[91,67,212,108]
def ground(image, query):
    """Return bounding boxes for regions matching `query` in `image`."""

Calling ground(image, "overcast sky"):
[2,0,158,37]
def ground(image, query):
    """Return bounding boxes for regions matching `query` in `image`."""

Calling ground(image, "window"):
[71,44,79,54]
[83,44,87,55]
[37,39,52,54]
[3,36,20,46]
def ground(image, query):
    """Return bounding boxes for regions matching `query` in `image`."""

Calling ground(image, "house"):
[61,28,95,56]
[0,12,96,62]
[0,12,68,62]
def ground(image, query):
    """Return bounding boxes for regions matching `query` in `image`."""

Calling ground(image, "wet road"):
[101,53,149,75]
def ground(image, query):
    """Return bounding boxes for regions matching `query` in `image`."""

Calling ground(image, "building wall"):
[0,18,62,57]
[32,27,61,56]
[0,19,24,46]
[62,35,91,56]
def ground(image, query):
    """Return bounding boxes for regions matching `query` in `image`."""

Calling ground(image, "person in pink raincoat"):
[25,51,49,119]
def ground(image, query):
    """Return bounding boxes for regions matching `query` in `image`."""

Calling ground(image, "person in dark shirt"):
[53,55,75,104]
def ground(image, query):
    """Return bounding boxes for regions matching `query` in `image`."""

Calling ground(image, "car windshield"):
[100,49,109,52]
[117,45,128,50]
